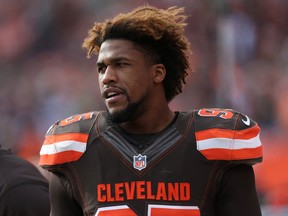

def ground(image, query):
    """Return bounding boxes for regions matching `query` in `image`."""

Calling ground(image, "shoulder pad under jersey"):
[39,111,98,167]
[194,108,262,164]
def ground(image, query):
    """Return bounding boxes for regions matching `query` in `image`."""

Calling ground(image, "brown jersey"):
[39,108,262,216]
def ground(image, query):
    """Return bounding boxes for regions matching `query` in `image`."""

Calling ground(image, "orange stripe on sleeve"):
[196,125,260,141]
[44,133,88,145]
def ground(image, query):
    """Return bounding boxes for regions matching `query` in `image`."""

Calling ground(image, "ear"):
[153,64,166,83]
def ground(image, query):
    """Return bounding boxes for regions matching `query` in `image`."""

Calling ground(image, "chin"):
[107,104,138,124]
[106,95,145,124]
[107,109,132,124]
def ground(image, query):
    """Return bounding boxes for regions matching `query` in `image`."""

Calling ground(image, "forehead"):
[97,39,143,62]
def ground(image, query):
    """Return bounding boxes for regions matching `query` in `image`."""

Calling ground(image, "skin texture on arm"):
[216,164,262,216]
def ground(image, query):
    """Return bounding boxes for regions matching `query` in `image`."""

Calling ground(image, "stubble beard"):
[107,93,147,124]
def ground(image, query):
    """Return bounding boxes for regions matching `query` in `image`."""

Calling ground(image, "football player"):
[39,5,263,216]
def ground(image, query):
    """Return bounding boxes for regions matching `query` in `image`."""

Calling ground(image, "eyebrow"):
[96,57,132,67]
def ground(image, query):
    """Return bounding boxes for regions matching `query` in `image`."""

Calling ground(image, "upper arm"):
[215,164,262,216]
[49,173,83,216]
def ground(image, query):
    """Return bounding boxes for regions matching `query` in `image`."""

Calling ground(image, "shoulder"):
[192,108,262,164]
[39,111,100,167]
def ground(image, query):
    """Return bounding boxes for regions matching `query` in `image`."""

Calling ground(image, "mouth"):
[102,87,125,103]
[107,91,123,99]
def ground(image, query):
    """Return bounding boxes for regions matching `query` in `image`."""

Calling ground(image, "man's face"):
[97,39,155,123]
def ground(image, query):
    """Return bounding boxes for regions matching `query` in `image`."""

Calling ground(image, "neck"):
[119,105,175,134]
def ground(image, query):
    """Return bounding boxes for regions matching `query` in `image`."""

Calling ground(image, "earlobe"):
[153,64,166,83]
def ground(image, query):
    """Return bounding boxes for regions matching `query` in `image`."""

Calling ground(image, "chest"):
[67,131,226,216]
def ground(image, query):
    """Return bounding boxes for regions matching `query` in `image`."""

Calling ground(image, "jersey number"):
[198,108,233,119]
[59,112,94,126]
[95,204,200,216]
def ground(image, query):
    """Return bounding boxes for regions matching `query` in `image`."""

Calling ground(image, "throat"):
[120,110,177,134]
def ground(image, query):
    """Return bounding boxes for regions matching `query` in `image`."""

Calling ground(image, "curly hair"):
[82,5,192,102]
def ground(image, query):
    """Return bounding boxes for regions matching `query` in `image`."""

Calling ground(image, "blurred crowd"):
[0,0,288,214]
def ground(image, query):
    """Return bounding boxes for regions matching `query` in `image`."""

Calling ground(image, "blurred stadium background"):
[0,0,287,215]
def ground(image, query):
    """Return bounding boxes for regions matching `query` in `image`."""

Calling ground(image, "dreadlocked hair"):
[82,5,192,102]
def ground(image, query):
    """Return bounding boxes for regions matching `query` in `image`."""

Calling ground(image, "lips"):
[106,91,121,99]
[102,87,125,101]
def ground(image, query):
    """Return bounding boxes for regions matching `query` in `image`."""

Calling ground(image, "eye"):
[97,66,106,74]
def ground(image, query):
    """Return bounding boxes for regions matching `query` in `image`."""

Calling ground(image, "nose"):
[100,65,117,85]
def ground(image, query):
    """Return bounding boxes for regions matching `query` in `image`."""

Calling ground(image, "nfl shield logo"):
[133,154,147,171]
